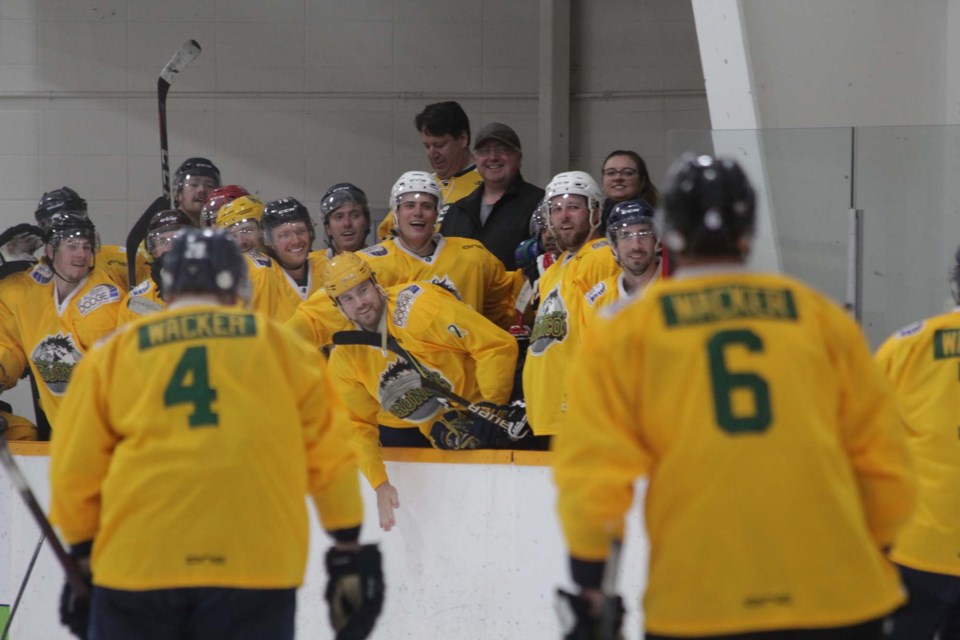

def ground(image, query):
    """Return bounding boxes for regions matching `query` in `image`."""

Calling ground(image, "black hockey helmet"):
[173,157,221,192]
[146,209,194,258]
[606,199,656,244]
[35,187,88,228]
[658,154,755,257]
[43,211,98,251]
[161,229,247,299]
[262,197,316,246]
[320,183,370,223]
[951,246,960,303]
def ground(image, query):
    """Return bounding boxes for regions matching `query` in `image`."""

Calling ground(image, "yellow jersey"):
[876,310,960,577]
[116,277,166,326]
[0,263,123,429]
[98,244,150,290]
[328,283,517,488]
[523,239,618,435]
[49,303,362,590]
[554,268,915,636]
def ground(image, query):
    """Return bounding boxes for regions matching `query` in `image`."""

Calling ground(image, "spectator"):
[600,150,660,228]
[441,122,544,270]
[376,101,482,239]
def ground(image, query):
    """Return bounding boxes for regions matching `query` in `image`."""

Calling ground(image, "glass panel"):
[666,127,854,307]
[856,125,960,347]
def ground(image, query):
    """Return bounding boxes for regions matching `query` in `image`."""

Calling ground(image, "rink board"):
[0,444,648,639]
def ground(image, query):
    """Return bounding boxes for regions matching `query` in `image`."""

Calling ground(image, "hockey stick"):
[125,40,202,290]
[332,330,530,439]
[0,436,89,600]
[0,532,44,640]
[159,39,201,206]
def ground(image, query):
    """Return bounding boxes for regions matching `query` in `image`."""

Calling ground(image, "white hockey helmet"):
[390,171,443,209]
[545,171,603,211]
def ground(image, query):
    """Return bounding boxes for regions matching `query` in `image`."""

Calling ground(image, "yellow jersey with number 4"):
[876,310,960,577]
[50,303,362,590]
[554,268,914,637]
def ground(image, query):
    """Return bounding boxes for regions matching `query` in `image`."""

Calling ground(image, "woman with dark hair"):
[600,150,661,227]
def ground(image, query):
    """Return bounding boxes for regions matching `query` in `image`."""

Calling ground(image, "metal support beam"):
[538,0,571,186]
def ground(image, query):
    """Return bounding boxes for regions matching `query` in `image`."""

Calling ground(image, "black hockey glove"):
[476,400,531,441]
[325,544,384,640]
[0,223,42,279]
[59,546,92,640]
[555,589,625,640]
[429,409,497,449]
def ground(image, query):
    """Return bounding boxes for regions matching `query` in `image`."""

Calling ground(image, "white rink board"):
[2,454,648,640]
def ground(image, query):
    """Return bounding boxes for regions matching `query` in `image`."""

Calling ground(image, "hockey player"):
[369,170,520,329]
[116,209,193,325]
[875,249,960,639]
[173,157,221,226]
[200,184,250,228]
[0,213,123,430]
[322,252,520,531]
[33,187,149,288]
[50,229,383,640]
[553,154,915,640]
[321,183,371,255]
[376,101,482,239]
[262,197,327,303]
[216,195,265,254]
[521,171,619,438]
[581,199,662,325]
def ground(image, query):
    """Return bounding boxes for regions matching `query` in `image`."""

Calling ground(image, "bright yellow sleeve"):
[285,289,350,350]
[48,341,119,545]
[1,409,36,441]
[0,281,27,388]
[481,250,521,329]
[280,326,364,532]
[328,347,389,489]
[553,312,653,561]
[833,307,916,548]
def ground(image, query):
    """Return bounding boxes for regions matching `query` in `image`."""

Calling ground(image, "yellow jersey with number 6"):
[554,269,915,637]
[50,303,362,590]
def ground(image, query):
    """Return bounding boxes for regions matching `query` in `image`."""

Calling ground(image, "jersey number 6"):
[706,329,772,434]
[164,345,219,428]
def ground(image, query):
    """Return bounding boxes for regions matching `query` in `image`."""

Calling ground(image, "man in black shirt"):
[440,122,544,270]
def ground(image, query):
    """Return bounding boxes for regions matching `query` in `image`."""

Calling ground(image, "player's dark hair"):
[414,101,471,144]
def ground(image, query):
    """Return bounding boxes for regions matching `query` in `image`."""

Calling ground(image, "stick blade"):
[160,39,202,85]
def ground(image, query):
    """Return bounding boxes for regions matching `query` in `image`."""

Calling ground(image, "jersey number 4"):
[163,345,219,427]
[706,329,772,434]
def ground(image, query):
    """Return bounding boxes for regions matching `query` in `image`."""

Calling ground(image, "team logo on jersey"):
[379,358,451,422]
[585,281,606,305]
[248,252,272,269]
[31,263,53,285]
[361,245,388,257]
[130,279,152,296]
[590,239,610,250]
[77,284,121,316]
[428,276,461,300]
[392,284,423,328]
[896,321,924,338]
[529,288,568,355]
[31,333,83,394]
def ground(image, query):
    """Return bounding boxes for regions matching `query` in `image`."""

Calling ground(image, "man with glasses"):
[581,199,663,326]
[440,122,544,270]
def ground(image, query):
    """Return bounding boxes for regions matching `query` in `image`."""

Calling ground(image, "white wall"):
[0,0,708,247]
[1,454,649,639]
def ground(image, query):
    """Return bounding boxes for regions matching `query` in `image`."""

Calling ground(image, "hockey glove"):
[476,400,531,440]
[59,546,92,640]
[429,409,497,449]
[325,544,385,640]
[555,589,625,640]
[0,223,42,279]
